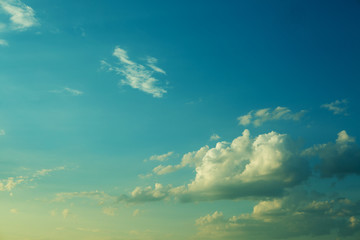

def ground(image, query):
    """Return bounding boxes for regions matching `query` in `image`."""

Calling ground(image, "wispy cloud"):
[0,166,65,193]
[238,106,306,126]
[0,0,38,31]
[148,151,174,162]
[101,47,167,98]
[321,99,349,115]
[0,39,8,46]
[0,129,5,135]
[50,87,84,96]
[54,190,116,204]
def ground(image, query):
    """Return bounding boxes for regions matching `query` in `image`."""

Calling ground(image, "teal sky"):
[1,0,360,239]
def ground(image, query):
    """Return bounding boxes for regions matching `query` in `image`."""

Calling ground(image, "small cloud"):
[64,87,83,96]
[50,87,83,96]
[0,39,9,46]
[148,151,174,162]
[102,207,117,216]
[303,130,360,178]
[210,134,221,141]
[0,166,65,193]
[10,208,18,214]
[0,0,38,31]
[238,106,306,126]
[147,57,166,74]
[132,209,140,217]
[321,99,348,115]
[62,208,69,218]
[101,47,167,98]
[0,129,5,135]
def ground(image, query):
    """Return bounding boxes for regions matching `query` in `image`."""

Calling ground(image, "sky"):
[0,0,360,239]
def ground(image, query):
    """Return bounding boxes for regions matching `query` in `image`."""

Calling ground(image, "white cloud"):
[0,166,65,193]
[238,107,306,126]
[10,208,18,214]
[0,129,5,135]
[0,0,38,30]
[321,99,349,115]
[133,209,140,217]
[102,207,117,216]
[119,183,172,203]
[62,208,69,218]
[210,134,221,141]
[147,57,166,74]
[149,151,174,162]
[123,130,310,203]
[0,39,8,46]
[64,87,83,96]
[303,130,360,178]
[101,47,167,98]
[195,194,360,240]
[50,87,83,96]
[54,190,116,205]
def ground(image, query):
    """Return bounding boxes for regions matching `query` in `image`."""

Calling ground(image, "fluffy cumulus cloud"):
[0,0,38,31]
[125,130,310,203]
[118,183,172,204]
[321,99,349,115]
[238,107,306,126]
[304,130,360,178]
[101,47,167,98]
[195,193,360,240]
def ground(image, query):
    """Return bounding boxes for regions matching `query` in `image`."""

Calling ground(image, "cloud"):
[0,129,5,135]
[101,47,167,98]
[54,190,116,204]
[102,207,117,216]
[152,146,209,175]
[321,99,349,115]
[0,0,38,31]
[64,87,83,96]
[118,183,172,204]
[148,151,174,162]
[0,39,8,46]
[10,208,18,214]
[124,130,310,203]
[146,57,166,74]
[195,194,360,239]
[0,166,65,193]
[304,130,360,178]
[62,208,69,218]
[50,87,83,96]
[210,134,221,141]
[238,107,306,126]
[132,209,140,217]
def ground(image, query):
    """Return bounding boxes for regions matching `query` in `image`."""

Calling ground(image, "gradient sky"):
[1,0,360,239]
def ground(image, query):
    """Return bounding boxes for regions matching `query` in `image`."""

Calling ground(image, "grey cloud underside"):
[238,106,306,126]
[196,193,360,239]
[304,130,360,178]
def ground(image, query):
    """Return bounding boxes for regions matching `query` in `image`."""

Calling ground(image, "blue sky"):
[1,0,360,239]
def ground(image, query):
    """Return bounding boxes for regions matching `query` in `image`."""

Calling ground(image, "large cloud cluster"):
[195,194,360,239]
[123,130,310,203]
